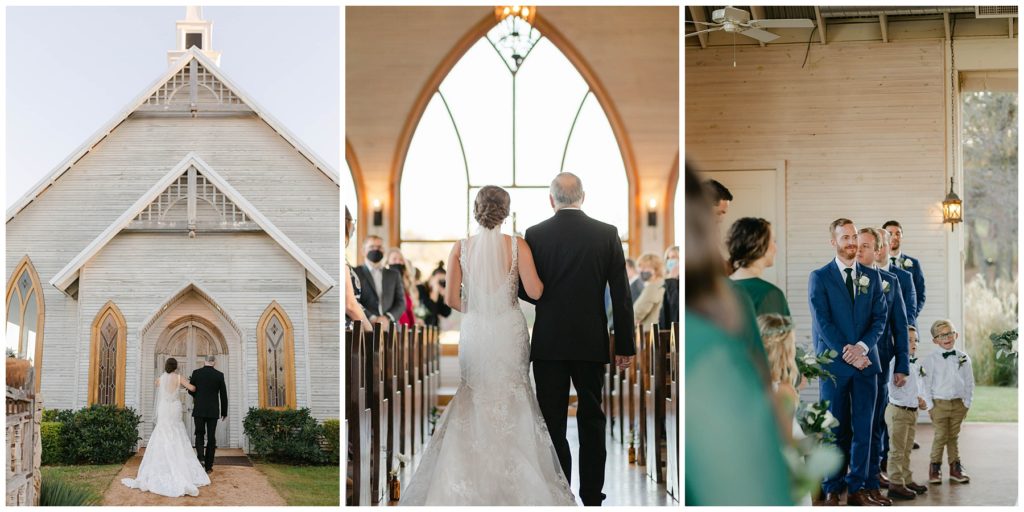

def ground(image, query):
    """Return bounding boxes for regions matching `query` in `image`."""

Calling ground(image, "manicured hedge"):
[49,405,141,465]
[40,422,64,466]
[321,419,340,464]
[243,407,334,465]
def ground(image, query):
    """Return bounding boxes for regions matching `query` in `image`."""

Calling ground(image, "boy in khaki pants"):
[920,319,974,485]
[886,326,928,500]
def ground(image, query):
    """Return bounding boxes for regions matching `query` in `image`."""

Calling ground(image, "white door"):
[704,168,786,290]
[157,321,229,446]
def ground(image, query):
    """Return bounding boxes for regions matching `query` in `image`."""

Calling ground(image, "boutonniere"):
[856,274,870,295]
[957,354,968,369]
[881,280,891,293]
[901,257,914,269]
[918,365,927,377]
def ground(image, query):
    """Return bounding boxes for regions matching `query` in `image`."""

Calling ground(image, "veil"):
[463,225,514,316]
[153,372,179,423]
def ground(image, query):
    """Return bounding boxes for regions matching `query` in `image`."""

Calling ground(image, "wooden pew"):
[633,324,648,467]
[345,323,371,506]
[368,323,389,503]
[383,324,400,499]
[645,324,668,483]
[410,326,424,457]
[665,322,680,500]
[397,325,412,461]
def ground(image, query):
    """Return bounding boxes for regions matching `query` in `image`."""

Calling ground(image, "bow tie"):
[942,350,957,359]
[910,356,918,364]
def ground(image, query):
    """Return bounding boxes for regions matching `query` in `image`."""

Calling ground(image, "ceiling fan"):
[686,6,815,44]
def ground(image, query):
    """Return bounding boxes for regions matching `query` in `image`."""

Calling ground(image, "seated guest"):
[633,253,666,328]
[353,236,406,330]
[627,258,644,302]
[727,217,790,317]
[386,248,420,326]
[344,207,372,333]
[685,164,792,506]
[417,262,452,327]
[659,246,679,328]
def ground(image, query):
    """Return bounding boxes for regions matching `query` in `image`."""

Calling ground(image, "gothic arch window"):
[399,15,632,274]
[6,256,45,392]
[89,302,127,406]
[257,302,296,409]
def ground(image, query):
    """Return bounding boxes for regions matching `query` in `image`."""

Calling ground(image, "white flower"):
[902,258,914,269]
[882,281,891,293]
[803,353,819,366]
[858,275,870,286]
[822,410,839,429]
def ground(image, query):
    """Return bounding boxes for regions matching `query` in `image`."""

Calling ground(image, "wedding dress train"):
[399,227,576,506]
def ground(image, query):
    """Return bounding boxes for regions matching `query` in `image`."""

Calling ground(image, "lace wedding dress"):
[122,372,211,497]
[399,226,576,506]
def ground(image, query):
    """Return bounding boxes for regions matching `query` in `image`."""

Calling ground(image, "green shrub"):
[39,476,100,506]
[42,409,74,424]
[41,422,65,466]
[62,405,141,465]
[243,408,328,464]
[964,275,1018,386]
[321,419,340,464]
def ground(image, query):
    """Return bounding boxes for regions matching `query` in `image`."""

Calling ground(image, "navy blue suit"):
[809,260,887,494]
[892,254,924,317]
[887,265,918,328]
[866,267,910,490]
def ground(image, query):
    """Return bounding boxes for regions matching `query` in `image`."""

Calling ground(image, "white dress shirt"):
[834,257,870,356]
[889,357,924,408]
[920,348,975,410]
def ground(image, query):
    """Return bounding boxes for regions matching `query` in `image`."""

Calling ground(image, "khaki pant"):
[929,398,969,464]
[884,404,918,485]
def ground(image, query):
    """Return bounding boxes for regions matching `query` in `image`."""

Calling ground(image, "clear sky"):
[6,6,340,206]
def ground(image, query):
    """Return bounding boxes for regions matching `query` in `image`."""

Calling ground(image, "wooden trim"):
[664,153,679,246]
[88,301,127,407]
[345,138,369,255]
[256,301,297,410]
[5,255,45,394]
[388,11,641,256]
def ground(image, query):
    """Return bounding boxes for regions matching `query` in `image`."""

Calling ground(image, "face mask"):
[640,271,653,282]
[366,249,384,263]
[666,259,678,273]
[390,263,406,275]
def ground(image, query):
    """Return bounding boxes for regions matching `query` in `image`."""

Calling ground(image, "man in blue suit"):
[883,220,925,317]
[808,218,887,506]
[857,228,911,504]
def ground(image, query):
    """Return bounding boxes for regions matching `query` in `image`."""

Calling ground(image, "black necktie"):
[844,268,854,302]
[891,257,898,268]
[942,350,956,359]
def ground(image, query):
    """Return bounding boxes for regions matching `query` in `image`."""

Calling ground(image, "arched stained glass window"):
[400,15,631,278]
[257,302,296,409]
[6,256,45,392]
[89,302,127,406]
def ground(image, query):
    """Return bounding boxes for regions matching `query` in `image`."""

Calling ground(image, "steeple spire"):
[168,6,221,67]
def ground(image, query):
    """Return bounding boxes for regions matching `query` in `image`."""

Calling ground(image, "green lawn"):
[254,463,339,506]
[966,385,1018,423]
[41,464,121,504]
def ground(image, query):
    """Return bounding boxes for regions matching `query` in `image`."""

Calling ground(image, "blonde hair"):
[386,248,421,312]
[758,314,797,386]
[930,319,956,338]
[637,253,665,279]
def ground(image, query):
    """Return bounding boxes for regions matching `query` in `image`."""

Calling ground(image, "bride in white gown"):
[399,186,576,506]
[122,358,211,498]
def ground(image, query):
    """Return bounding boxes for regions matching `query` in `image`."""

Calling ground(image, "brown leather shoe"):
[906,481,928,494]
[869,488,893,506]
[949,461,970,483]
[847,489,882,506]
[928,463,942,484]
[878,471,890,488]
[817,492,841,506]
[887,484,916,500]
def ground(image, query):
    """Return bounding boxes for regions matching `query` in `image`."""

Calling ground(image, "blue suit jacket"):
[894,254,925,316]
[887,265,917,328]
[808,260,888,378]
[875,268,910,376]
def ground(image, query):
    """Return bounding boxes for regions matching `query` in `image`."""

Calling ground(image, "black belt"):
[892,404,918,412]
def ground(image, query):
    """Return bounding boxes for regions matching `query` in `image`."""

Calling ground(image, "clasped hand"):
[842,344,871,370]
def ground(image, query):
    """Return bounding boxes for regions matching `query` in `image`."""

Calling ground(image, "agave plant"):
[40,476,100,506]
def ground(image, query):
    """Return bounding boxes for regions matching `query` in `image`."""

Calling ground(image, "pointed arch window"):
[399,15,631,274]
[257,302,296,409]
[6,256,45,392]
[89,302,127,406]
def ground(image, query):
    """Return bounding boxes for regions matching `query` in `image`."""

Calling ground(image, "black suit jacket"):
[188,365,228,418]
[519,209,635,363]
[353,264,406,323]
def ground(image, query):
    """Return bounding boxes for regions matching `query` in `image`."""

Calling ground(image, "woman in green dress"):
[726,217,791,317]
[685,165,793,505]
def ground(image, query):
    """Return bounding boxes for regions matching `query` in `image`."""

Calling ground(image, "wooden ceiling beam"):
[880,13,889,43]
[943,12,951,41]
[689,6,709,49]
[750,6,767,47]
[814,6,827,44]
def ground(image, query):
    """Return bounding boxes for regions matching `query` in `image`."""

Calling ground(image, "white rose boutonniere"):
[882,280,891,293]
[957,354,968,369]
[902,257,914,269]
[857,275,870,295]
[918,366,927,378]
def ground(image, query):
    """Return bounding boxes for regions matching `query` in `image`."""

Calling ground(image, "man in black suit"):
[520,172,635,506]
[188,354,227,473]
[352,235,406,329]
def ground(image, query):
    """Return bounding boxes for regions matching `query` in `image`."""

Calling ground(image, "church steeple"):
[167,6,221,67]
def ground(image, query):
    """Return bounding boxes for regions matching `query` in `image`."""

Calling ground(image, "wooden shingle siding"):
[687,40,949,401]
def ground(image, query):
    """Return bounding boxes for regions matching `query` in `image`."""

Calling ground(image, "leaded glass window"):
[96,314,119,406]
[6,258,43,374]
[257,303,295,409]
[264,314,286,407]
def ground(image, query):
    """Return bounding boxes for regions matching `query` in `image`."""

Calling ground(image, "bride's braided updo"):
[474,185,510,229]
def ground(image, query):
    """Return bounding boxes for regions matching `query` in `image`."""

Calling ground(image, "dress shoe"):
[949,461,970,483]
[886,484,916,500]
[818,492,840,506]
[912,442,920,449]
[868,488,893,506]
[878,471,890,488]
[847,489,882,506]
[906,481,928,494]
[928,463,942,484]
[205,467,213,474]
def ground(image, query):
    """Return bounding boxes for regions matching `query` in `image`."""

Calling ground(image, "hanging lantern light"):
[942,177,963,231]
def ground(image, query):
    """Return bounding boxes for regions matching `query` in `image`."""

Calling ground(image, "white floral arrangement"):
[901,257,914,269]
[957,354,969,369]
[856,274,870,295]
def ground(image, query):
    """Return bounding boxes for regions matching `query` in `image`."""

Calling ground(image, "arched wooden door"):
[156,319,229,445]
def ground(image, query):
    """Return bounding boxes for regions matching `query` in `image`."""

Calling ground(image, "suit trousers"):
[821,370,877,494]
[533,360,606,506]
[929,398,968,464]
[194,416,218,469]
[866,370,890,489]
[884,404,918,486]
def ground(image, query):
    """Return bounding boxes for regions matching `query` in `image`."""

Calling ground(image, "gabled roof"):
[50,152,336,301]
[7,47,338,223]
